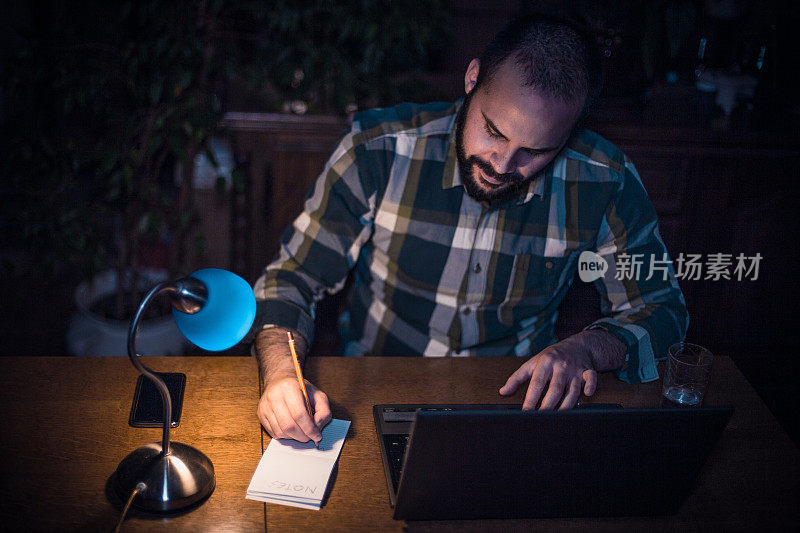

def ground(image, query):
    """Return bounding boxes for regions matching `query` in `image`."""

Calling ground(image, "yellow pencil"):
[287,331,318,448]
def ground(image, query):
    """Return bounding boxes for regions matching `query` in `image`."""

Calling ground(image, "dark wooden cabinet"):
[221,112,349,284]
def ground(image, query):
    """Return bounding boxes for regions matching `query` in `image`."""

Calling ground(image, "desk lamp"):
[114,268,256,511]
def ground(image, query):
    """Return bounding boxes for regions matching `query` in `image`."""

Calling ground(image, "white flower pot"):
[67,269,186,356]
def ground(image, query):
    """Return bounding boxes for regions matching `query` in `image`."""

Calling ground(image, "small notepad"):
[246,418,350,510]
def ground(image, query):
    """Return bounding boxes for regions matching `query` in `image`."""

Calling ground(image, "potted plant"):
[2,1,267,355]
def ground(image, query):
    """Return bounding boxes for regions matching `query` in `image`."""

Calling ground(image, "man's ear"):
[464,58,480,94]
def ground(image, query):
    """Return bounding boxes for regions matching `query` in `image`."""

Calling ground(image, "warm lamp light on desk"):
[114,268,256,512]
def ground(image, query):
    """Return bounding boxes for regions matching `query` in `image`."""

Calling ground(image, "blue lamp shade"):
[172,268,256,351]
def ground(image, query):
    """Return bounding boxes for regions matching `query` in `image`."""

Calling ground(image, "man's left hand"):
[499,330,626,410]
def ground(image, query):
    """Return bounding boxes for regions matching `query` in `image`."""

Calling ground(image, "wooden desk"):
[1,356,798,531]
[0,356,265,531]
[294,356,800,531]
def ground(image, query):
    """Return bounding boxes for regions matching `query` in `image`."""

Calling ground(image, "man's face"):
[455,58,583,205]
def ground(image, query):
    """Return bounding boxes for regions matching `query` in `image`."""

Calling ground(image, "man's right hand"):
[257,374,332,444]
[254,327,332,445]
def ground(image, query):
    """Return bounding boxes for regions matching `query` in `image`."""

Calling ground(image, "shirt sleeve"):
[584,157,689,383]
[250,125,377,347]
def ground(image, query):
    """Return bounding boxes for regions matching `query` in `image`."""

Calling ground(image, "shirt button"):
[545,261,554,269]
[473,263,481,274]
[462,307,471,315]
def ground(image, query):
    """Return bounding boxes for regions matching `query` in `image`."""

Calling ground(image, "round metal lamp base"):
[115,441,215,512]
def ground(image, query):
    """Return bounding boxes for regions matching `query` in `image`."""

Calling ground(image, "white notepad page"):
[246,418,350,510]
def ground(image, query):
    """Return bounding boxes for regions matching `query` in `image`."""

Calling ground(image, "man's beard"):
[454,91,532,205]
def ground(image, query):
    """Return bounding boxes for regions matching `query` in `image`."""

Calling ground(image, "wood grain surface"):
[0,356,264,532]
[1,355,798,531]
[267,356,800,531]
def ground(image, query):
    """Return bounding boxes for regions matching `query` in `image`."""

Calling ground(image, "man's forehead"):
[476,76,581,149]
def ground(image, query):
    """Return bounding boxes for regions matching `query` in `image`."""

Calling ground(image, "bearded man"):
[251,15,688,445]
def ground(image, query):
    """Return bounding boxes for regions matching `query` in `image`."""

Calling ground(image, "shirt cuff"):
[243,299,316,348]
[584,319,659,384]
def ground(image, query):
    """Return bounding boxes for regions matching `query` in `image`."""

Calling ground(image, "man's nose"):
[490,148,515,175]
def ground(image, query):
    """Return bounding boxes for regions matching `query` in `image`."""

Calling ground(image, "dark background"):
[2,1,799,445]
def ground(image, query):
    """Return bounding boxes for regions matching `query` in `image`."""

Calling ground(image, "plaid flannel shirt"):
[253,100,688,383]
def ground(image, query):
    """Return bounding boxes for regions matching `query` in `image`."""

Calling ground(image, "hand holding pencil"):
[254,327,332,445]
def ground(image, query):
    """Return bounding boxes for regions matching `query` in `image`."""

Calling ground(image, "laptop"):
[373,403,733,520]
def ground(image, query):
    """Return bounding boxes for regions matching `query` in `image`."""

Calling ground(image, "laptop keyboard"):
[381,407,461,491]
[383,434,410,491]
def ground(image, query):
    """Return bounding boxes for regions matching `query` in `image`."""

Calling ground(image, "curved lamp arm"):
[126,277,208,456]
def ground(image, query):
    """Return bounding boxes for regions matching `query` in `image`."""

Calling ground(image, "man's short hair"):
[476,14,602,117]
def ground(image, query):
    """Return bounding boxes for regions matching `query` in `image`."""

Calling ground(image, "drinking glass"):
[662,342,713,407]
